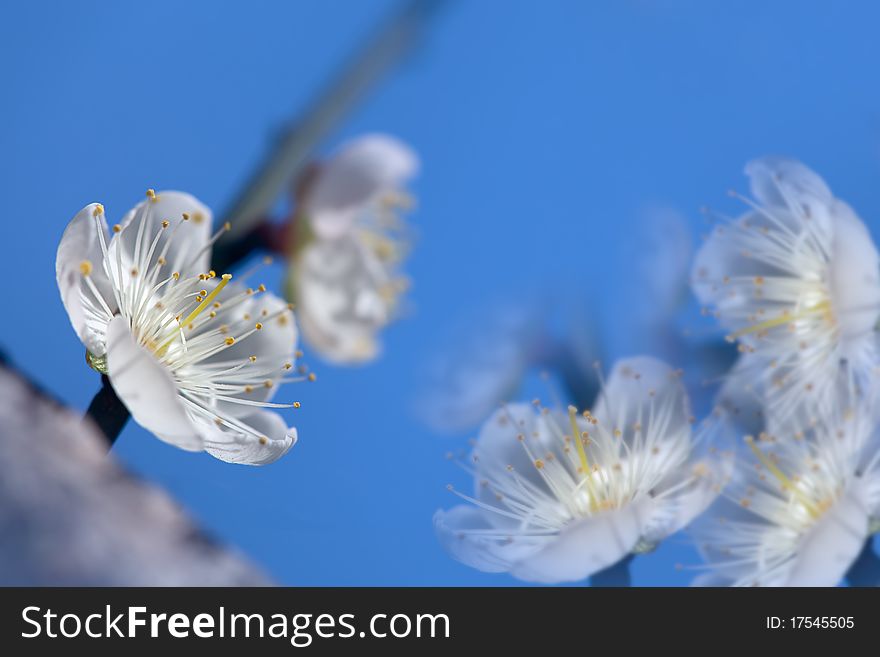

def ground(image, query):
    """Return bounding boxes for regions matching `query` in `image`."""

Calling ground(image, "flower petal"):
[786,486,868,586]
[105,315,203,451]
[828,200,880,352]
[639,462,722,545]
[305,134,418,239]
[112,191,213,279]
[290,237,389,364]
[593,356,691,444]
[203,409,297,466]
[745,156,833,214]
[510,502,646,583]
[433,505,550,574]
[56,203,117,355]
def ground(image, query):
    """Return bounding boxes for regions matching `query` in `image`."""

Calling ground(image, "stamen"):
[745,437,820,517]
[179,274,232,328]
[727,300,832,341]
[568,405,599,512]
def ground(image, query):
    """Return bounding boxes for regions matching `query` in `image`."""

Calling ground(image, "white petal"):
[474,404,549,491]
[786,487,869,586]
[828,200,880,352]
[105,315,203,451]
[471,404,554,528]
[640,465,721,545]
[433,506,549,574]
[690,211,792,315]
[510,502,646,583]
[112,191,213,279]
[305,134,418,239]
[745,156,833,214]
[289,237,388,364]
[56,203,117,355]
[203,410,297,466]
[593,356,691,442]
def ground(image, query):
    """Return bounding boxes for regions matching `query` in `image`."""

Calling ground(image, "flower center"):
[726,298,834,343]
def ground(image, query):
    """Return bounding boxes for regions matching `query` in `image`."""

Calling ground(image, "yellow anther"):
[209,311,217,318]
[728,301,832,341]
[293,401,301,409]
[294,350,303,359]
[225,337,235,346]
[208,270,216,278]
[192,212,204,224]
[213,302,221,309]
[172,272,180,280]
[223,221,231,231]
[534,459,545,469]
[244,385,253,393]
[249,355,257,362]
[130,268,138,277]
[569,405,599,512]
[112,224,121,233]
[92,204,104,217]
[182,213,190,221]
[146,188,156,200]
[161,220,169,228]
[179,274,232,329]
[264,380,273,389]
[259,436,268,445]
[307,372,316,382]
[246,288,254,295]
[255,322,263,330]
[257,284,266,292]
[243,313,251,321]
[745,437,820,517]
[284,362,292,370]
[79,260,93,276]
[157,256,166,266]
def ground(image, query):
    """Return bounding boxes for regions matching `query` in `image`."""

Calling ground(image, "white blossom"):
[692,401,880,587]
[435,357,720,583]
[692,157,880,426]
[287,134,418,364]
[56,190,299,464]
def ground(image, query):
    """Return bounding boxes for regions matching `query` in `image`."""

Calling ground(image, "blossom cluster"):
[434,157,880,586]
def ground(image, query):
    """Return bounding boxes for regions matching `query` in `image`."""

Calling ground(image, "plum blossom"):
[56,190,299,464]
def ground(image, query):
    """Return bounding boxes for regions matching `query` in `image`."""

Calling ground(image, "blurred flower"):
[434,356,720,583]
[286,134,418,364]
[418,295,602,434]
[692,157,880,424]
[56,190,299,464]
[692,404,880,587]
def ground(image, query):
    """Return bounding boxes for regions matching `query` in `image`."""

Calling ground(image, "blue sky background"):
[2,0,880,585]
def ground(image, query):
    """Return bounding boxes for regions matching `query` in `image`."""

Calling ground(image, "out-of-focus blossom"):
[287,134,418,364]
[692,157,880,425]
[434,357,721,583]
[419,296,601,433]
[56,191,299,464]
[692,401,880,587]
